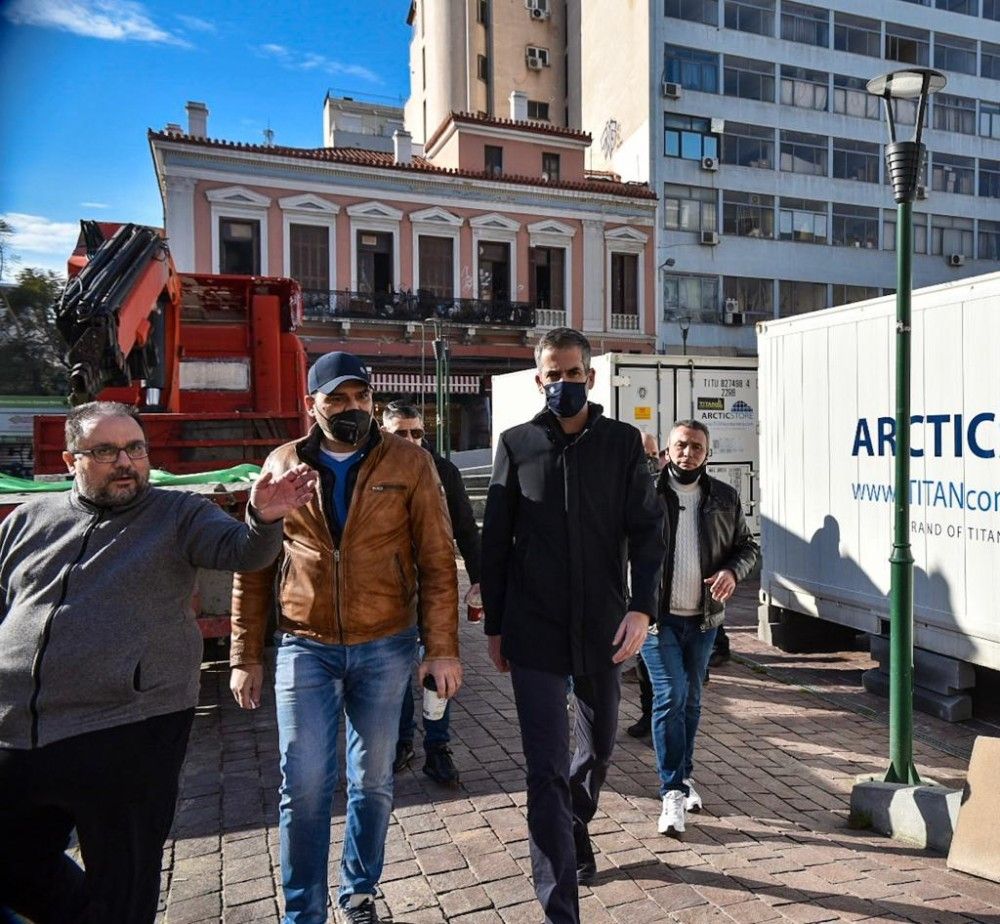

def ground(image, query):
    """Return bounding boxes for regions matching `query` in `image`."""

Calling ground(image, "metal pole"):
[887,198,919,785]
[442,337,452,460]
[432,326,445,457]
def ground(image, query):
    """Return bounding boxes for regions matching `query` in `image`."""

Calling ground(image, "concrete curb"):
[850,778,963,854]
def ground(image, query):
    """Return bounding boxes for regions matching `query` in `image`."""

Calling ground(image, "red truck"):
[2,221,310,640]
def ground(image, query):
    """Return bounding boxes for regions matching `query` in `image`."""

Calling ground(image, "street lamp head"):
[677,316,691,333]
[868,68,947,204]
[865,68,946,101]
[659,257,676,269]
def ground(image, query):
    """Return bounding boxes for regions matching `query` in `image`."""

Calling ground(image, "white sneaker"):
[658,789,686,835]
[684,778,703,813]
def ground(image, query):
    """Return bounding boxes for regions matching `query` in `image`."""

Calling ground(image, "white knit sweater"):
[668,476,702,616]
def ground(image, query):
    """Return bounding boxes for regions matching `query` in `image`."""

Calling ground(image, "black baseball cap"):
[307,352,371,395]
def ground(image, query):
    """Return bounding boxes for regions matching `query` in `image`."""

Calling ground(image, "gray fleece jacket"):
[0,485,283,749]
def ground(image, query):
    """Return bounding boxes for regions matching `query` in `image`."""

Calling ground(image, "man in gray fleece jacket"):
[0,401,316,924]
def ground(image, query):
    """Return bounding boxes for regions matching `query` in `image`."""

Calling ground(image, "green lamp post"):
[865,67,947,786]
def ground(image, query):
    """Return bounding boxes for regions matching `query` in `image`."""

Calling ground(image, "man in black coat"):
[382,401,481,787]
[481,328,664,924]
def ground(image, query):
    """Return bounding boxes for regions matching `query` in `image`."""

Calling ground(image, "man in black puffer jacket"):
[482,328,664,924]
[641,418,759,838]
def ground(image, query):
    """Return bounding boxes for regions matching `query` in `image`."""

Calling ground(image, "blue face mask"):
[544,380,588,418]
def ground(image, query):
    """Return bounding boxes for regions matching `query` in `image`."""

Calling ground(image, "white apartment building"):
[570,0,1000,355]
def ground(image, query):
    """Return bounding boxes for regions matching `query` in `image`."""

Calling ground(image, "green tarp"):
[0,463,262,494]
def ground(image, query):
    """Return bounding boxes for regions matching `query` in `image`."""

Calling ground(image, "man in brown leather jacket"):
[229,351,461,924]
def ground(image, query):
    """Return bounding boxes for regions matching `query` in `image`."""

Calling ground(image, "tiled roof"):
[148,130,656,201]
[426,111,592,150]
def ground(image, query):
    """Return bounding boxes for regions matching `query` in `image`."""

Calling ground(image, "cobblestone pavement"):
[157,582,1000,923]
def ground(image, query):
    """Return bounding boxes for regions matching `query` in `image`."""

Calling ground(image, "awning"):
[370,373,481,395]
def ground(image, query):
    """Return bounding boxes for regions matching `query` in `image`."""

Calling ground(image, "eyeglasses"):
[71,441,149,463]
[392,428,425,440]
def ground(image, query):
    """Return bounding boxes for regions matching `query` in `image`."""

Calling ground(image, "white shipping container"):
[758,272,1000,671]
[491,352,759,532]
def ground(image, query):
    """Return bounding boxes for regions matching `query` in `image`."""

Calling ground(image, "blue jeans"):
[274,627,417,923]
[640,616,717,797]
[397,645,451,748]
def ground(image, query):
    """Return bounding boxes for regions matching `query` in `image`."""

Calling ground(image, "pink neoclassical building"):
[150,94,657,449]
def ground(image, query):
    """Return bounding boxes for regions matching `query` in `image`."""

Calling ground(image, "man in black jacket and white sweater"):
[482,328,664,924]
[0,401,316,923]
[640,418,759,837]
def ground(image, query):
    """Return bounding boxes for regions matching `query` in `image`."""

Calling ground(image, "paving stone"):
[440,884,493,918]
[414,843,467,875]
[168,871,220,901]
[165,892,221,924]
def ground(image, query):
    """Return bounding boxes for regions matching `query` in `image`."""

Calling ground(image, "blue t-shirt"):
[317,448,363,533]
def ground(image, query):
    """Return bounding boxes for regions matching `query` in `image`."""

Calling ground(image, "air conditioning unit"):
[526,46,549,69]
[530,6,549,19]
[948,253,965,267]
[916,184,928,200]
[724,299,744,325]
[700,156,718,172]
[700,230,720,245]
[662,81,681,99]
[710,118,725,134]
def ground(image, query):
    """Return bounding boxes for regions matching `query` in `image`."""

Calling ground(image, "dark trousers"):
[510,663,621,924]
[0,708,195,924]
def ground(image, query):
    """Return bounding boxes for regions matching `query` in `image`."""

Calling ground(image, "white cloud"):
[1,213,80,281]
[4,0,191,47]
[254,43,381,84]
[176,13,215,33]
[80,201,110,209]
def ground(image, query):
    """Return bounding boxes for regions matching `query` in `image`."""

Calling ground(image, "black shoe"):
[341,895,379,923]
[575,825,597,885]
[708,649,730,668]
[393,740,414,773]
[626,716,651,738]
[423,745,460,786]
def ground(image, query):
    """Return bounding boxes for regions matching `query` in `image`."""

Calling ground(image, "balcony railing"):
[301,290,536,327]
[535,308,567,328]
[610,313,640,331]
[664,308,774,325]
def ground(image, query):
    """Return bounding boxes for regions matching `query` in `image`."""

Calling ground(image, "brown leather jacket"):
[230,423,458,666]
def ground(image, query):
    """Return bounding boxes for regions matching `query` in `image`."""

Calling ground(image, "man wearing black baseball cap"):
[230,351,462,924]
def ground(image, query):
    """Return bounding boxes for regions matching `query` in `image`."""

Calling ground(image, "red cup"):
[466,604,483,622]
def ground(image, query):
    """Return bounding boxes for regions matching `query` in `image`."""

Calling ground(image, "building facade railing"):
[301,290,536,327]
[534,307,568,328]
[665,308,774,325]
[610,312,641,331]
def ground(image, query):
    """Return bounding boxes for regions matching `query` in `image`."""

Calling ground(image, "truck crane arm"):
[56,221,182,408]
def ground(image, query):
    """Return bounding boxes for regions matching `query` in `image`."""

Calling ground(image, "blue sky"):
[0,0,412,281]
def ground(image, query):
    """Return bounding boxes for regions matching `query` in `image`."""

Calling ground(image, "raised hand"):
[250,464,318,523]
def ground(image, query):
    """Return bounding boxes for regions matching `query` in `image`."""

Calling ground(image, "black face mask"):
[667,459,707,485]
[316,407,371,446]
[544,380,588,418]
